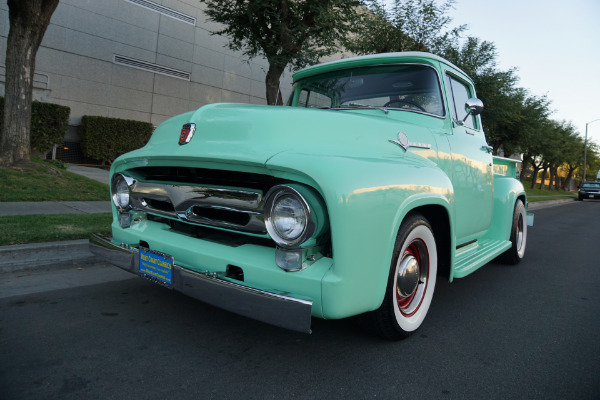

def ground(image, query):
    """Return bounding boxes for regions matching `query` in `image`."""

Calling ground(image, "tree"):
[346,0,465,55]
[0,0,60,167]
[344,1,412,54]
[561,133,585,190]
[200,0,359,105]
[440,37,527,156]
[390,0,465,53]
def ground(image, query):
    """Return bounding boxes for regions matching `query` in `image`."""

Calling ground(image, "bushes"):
[80,116,153,165]
[0,97,70,154]
[0,96,152,165]
[31,101,71,154]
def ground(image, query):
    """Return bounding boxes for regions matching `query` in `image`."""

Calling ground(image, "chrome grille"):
[129,181,267,234]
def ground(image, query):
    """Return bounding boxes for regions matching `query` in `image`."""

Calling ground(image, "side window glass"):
[297,89,332,108]
[298,89,309,107]
[447,75,476,130]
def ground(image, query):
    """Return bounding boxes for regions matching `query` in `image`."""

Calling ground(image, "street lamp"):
[583,118,600,182]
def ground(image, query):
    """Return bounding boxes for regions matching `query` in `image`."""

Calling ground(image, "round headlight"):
[111,174,132,211]
[265,186,314,247]
[272,195,307,240]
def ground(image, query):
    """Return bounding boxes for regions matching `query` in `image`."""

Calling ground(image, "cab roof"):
[293,51,470,83]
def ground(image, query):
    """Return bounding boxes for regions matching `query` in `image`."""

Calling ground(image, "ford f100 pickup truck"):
[90,52,533,340]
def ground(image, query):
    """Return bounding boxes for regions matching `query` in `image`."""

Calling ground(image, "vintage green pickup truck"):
[90,52,533,340]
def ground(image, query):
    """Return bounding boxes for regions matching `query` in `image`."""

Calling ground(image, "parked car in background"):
[578,181,600,201]
[90,52,534,340]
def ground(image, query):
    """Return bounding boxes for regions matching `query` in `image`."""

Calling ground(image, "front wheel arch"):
[363,213,438,340]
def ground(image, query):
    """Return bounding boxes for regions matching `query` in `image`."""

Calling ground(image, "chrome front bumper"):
[89,233,313,333]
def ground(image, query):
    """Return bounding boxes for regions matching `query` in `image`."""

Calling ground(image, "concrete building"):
[0,0,294,161]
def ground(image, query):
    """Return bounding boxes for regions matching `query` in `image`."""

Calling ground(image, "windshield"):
[582,182,600,188]
[289,64,444,116]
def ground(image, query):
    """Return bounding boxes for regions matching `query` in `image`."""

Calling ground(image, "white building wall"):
[0,0,294,133]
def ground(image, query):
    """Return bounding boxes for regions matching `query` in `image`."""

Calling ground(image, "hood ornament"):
[178,123,196,145]
[389,132,431,151]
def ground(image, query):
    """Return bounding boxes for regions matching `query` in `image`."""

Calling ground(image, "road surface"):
[1,201,599,399]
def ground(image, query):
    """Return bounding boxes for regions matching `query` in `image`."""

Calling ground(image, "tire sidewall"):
[513,200,527,259]
[391,220,437,333]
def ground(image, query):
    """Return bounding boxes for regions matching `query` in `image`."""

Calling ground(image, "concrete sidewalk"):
[67,165,110,185]
[0,201,111,216]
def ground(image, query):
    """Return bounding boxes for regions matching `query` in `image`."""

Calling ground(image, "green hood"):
[123,103,436,168]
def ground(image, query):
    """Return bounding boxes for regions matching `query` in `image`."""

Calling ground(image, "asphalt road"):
[1,201,599,399]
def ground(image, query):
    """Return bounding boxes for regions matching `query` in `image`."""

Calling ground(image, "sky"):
[446,0,600,146]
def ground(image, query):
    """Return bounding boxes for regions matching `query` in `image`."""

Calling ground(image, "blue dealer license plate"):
[139,247,173,287]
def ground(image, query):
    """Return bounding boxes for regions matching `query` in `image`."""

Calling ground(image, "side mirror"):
[458,98,484,125]
[465,98,484,116]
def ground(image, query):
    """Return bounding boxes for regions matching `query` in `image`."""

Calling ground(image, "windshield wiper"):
[327,103,390,114]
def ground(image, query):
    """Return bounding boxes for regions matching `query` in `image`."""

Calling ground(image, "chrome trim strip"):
[89,234,313,333]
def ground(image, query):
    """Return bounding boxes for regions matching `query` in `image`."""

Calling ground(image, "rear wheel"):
[498,199,527,265]
[367,214,437,340]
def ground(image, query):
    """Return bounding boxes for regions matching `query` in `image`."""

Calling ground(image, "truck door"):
[445,73,494,243]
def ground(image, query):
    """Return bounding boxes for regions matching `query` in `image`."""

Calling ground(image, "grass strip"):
[528,195,576,203]
[0,213,112,246]
[0,161,109,202]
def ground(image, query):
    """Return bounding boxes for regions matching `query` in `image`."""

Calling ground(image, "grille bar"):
[129,181,267,234]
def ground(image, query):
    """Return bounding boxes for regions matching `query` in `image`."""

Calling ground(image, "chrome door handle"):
[481,145,493,153]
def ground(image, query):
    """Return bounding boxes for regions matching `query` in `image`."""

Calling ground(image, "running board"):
[453,239,512,279]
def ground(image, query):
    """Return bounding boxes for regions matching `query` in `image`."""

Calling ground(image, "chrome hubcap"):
[396,255,420,297]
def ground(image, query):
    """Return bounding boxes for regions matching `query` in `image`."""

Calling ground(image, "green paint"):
[107,52,527,321]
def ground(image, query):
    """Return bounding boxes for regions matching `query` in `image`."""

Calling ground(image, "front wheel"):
[498,199,527,265]
[366,214,437,340]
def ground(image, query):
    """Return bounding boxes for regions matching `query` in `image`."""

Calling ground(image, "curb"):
[527,198,576,210]
[0,239,96,274]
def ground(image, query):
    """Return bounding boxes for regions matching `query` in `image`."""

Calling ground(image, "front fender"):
[266,152,454,319]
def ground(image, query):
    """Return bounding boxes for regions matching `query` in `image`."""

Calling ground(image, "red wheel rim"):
[396,238,429,317]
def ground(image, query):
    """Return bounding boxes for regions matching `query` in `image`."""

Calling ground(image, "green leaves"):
[79,116,153,166]
[0,97,70,155]
[200,0,360,103]
[30,101,71,154]
[345,0,465,55]
[202,0,359,68]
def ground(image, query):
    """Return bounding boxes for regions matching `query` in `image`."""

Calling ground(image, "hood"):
[125,103,435,167]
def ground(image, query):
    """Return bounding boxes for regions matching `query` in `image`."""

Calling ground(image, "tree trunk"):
[0,0,59,167]
[265,63,285,106]
[548,167,556,191]
[520,157,529,182]
[539,167,547,190]
[554,167,561,190]
[563,166,575,191]
[530,167,539,189]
